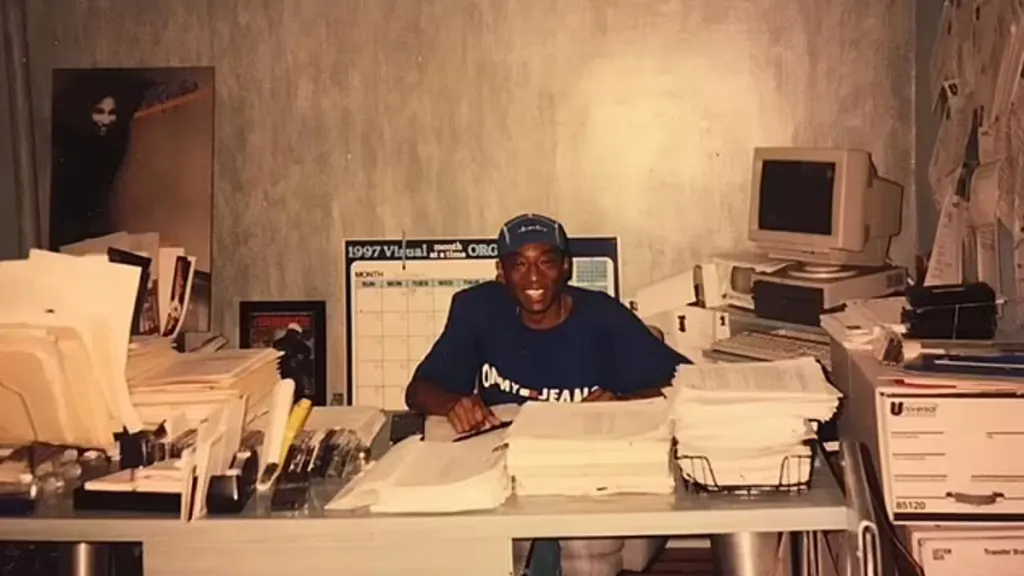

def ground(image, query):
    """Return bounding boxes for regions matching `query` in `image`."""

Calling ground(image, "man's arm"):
[602,296,691,397]
[405,380,462,416]
[404,291,480,415]
[617,387,666,400]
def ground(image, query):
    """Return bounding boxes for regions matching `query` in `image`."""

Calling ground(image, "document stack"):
[0,249,147,450]
[128,348,282,432]
[126,336,179,381]
[671,357,840,491]
[325,432,511,513]
[506,398,675,496]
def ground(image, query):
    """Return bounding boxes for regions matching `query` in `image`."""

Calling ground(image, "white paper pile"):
[326,432,511,513]
[670,357,840,489]
[506,398,675,497]
[128,348,282,431]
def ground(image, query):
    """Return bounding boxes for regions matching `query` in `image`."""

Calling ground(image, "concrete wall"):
[915,0,943,259]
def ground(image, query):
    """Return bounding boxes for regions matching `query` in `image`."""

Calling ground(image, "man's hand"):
[445,395,501,434]
[582,388,617,402]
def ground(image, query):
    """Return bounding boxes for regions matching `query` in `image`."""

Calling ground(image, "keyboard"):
[710,329,832,371]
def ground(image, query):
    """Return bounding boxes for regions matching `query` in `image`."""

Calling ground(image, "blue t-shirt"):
[412,282,690,406]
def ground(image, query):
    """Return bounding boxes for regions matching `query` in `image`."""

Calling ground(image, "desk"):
[0,463,847,576]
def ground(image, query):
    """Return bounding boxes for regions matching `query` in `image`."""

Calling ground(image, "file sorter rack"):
[677,444,815,495]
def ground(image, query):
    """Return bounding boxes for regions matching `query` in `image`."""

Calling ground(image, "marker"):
[451,421,512,443]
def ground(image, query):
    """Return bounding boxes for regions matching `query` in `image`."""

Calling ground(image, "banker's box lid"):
[909,526,1024,576]
[876,392,1024,522]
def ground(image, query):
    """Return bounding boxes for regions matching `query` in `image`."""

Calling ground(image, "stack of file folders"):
[671,357,840,492]
[126,336,178,380]
[127,348,282,432]
[506,398,675,497]
[0,249,149,451]
[325,432,511,513]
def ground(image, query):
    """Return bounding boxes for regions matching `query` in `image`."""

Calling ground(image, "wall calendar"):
[343,237,619,410]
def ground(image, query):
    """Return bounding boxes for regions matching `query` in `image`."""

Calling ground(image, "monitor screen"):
[757,160,835,236]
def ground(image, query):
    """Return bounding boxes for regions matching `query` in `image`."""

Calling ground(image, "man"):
[405,213,690,575]
[406,213,688,430]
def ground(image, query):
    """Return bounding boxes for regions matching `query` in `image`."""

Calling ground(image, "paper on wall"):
[928,83,973,202]
[962,226,978,283]
[972,0,1011,126]
[1007,0,1024,109]
[929,0,959,104]
[969,161,1003,226]
[978,118,1003,164]
[1000,104,1024,232]
[956,0,977,97]
[975,224,1000,293]
[931,165,962,220]
[925,192,967,287]
[987,0,1024,127]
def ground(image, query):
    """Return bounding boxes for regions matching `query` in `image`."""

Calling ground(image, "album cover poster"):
[239,301,327,406]
[50,66,215,332]
[105,247,152,335]
[162,255,196,339]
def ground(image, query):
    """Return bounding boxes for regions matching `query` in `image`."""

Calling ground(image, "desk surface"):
[0,462,847,543]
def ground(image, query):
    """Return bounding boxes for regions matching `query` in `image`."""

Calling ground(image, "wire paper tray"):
[676,446,815,495]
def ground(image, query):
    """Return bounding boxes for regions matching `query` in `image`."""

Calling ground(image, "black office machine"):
[902,282,997,340]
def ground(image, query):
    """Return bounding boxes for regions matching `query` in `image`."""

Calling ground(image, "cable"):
[769,532,789,576]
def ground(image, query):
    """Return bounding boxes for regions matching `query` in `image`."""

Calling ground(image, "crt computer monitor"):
[747,147,903,272]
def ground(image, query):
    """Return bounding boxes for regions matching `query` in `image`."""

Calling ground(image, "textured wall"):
[25,0,916,398]
[915,0,942,254]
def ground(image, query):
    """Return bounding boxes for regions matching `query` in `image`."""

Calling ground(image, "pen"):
[451,421,512,443]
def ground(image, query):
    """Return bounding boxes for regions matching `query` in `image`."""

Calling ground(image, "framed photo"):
[239,300,327,406]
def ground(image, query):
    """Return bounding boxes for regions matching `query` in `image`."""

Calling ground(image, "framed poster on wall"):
[239,300,328,406]
[50,66,215,332]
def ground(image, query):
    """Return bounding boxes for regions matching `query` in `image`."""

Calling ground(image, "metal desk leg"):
[711,532,791,576]
[59,542,110,576]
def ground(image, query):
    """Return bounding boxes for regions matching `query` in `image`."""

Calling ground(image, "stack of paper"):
[325,433,511,513]
[0,249,146,450]
[128,348,282,431]
[126,336,179,381]
[80,399,235,522]
[506,398,675,497]
[671,357,840,489]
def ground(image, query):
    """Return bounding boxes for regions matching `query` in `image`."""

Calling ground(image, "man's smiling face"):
[499,243,569,315]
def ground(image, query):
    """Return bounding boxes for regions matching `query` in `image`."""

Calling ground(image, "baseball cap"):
[496,213,569,258]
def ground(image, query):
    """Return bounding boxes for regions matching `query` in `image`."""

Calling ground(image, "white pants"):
[513,538,627,576]
[560,539,624,576]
